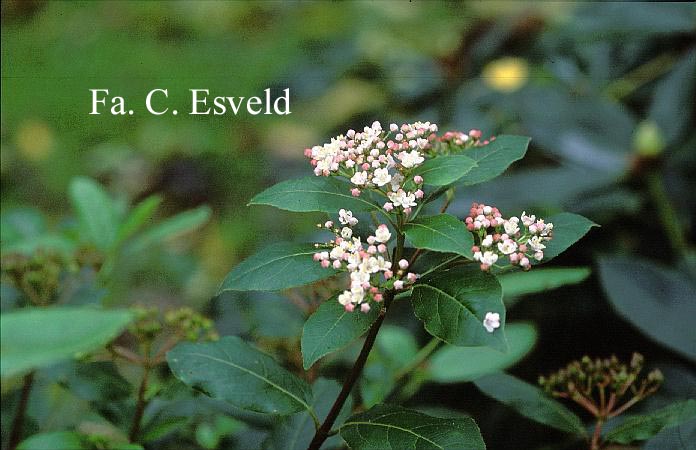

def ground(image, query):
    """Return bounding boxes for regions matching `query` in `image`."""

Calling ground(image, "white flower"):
[388,190,417,208]
[497,239,518,255]
[330,247,344,260]
[338,291,353,306]
[350,171,368,186]
[521,211,536,227]
[481,235,493,247]
[341,227,353,239]
[483,312,501,333]
[339,209,358,226]
[374,225,391,243]
[372,168,392,187]
[528,236,546,252]
[473,251,483,261]
[480,251,498,266]
[398,150,425,168]
[504,218,520,235]
[389,173,404,192]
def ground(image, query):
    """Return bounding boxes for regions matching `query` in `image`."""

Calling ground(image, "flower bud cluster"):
[466,202,553,271]
[539,353,663,419]
[130,306,218,343]
[313,210,418,313]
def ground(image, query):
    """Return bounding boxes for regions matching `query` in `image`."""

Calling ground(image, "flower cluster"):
[466,202,553,271]
[313,210,418,313]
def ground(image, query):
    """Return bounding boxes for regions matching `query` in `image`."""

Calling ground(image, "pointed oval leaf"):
[404,214,473,258]
[604,400,696,444]
[474,373,587,436]
[1,307,133,378]
[498,267,591,298]
[167,336,313,415]
[411,155,477,186]
[542,212,597,261]
[69,177,118,250]
[249,176,379,213]
[411,265,507,351]
[598,257,696,361]
[302,298,379,369]
[115,195,162,245]
[218,242,338,293]
[340,404,485,450]
[426,322,537,383]
[17,432,89,450]
[458,135,530,186]
[126,205,211,254]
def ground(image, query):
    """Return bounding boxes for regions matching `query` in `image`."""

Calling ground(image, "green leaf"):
[127,205,211,253]
[17,432,88,450]
[249,176,379,213]
[598,257,696,361]
[474,373,587,436]
[542,212,597,261]
[115,195,162,245]
[167,336,313,415]
[458,135,530,186]
[643,418,696,450]
[411,265,507,351]
[498,267,591,297]
[266,378,353,450]
[1,307,133,378]
[340,404,485,450]
[218,242,338,292]
[411,155,477,186]
[301,298,379,369]
[69,177,119,250]
[605,400,696,444]
[404,214,473,258]
[426,322,537,383]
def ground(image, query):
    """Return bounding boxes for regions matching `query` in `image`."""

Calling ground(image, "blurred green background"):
[2,1,695,449]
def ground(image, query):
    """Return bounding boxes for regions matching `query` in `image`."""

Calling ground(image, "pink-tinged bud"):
[359,250,368,259]
[480,263,490,271]
[377,244,387,253]
[370,286,379,294]
[493,233,501,241]
[469,129,482,138]
[482,140,489,145]
[374,293,383,302]
[509,253,519,263]
[519,244,528,252]
[398,259,409,269]
[474,221,482,230]
[529,224,538,234]
[465,217,473,224]
[384,270,393,279]
[367,245,377,254]
[335,237,343,244]
[367,235,376,244]
[362,282,371,289]
[534,251,544,261]
[347,129,355,138]
[384,202,394,211]
[415,189,424,199]
[351,188,361,197]
[362,163,371,170]
[467,223,475,231]
[313,253,322,261]
[310,159,318,166]
[325,221,333,228]
[321,260,330,268]
[360,303,371,313]
[407,272,417,282]
[520,257,530,267]
[345,303,355,312]
[471,245,480,253]
[403,207,412,215]
[501,233,509,240]
[333,260,342,269]
[394,280,404,290]
[413,175,424,184]
[304,149,313,158]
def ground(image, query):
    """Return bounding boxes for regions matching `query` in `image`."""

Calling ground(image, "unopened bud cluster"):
[1,250,71,306]
[466,202,553,271]
[130,306,218,343]
[539,353,663,419]
[313,210,417,313]
[305,121,488,215]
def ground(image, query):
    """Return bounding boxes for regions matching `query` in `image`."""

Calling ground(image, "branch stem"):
[8,371,34,450]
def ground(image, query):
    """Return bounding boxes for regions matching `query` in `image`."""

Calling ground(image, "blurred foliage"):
[2,1,695,449]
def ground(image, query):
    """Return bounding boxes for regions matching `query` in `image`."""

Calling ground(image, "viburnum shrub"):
[166,121,597,449]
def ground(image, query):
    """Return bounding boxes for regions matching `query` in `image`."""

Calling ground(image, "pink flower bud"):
[519,244,527,252]
[377,244,387,253]
[332,260,342,269]
[351,188,361,197]
[313,253,321,261]
[384,202,394,211]
[324,221,333,228]
[480,263,490,271]
[370,286,379,294]
[398,259,409,269]
[467,223,475,231]
[367,236,376,244]
[374,293,383,302]
[413,175,424,184]
[394,280,404,290]
[304,149,313,158]
[407,272,417,282]
[465,217,473,224]
[321,260,330,268]
[362,163,371,170]
[415,189,424,199]
[360,303,371,313]
[367,245,377,254]
[345,303,355,312]
[471,245,480,253]
[384,270,393,279]
[469,129,482,138]
[403,207,412,215]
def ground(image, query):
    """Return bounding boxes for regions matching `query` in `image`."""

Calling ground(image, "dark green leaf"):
[598,257,696,361]
[302,298,379,369]
[340,404,485,450]
[17,432,88,450]
[542,213,597,261]
[167,336,313,415]
[474,373,587,436]
[127,205,211,253]
[458,135,530,186]
[644,418,696,450]
[115,195,162,245]
[411,265,507,351]
[605,400,696,444]
[218,242,338,292]
[426,322,537,383]
[69,177,119,250]
[498,267,591,297]
[249,176,379,213]
[404,214,473,258]
[1,307,133,378]
[411,155,477,186]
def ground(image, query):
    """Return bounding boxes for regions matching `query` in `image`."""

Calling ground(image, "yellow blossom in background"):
[481,57,529,93]
[15,120,54,161]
